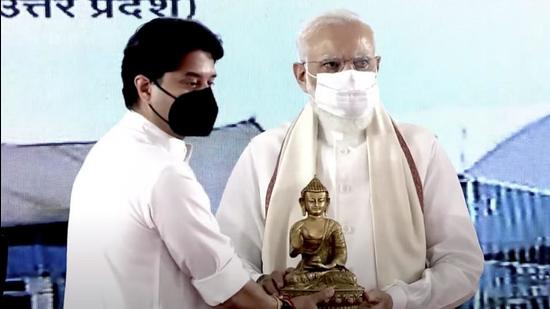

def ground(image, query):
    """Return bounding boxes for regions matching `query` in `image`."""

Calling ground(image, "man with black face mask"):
[64,18,333,309]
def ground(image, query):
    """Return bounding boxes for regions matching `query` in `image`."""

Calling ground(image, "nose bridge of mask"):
[349,71,357,88]
[316,70,366,91]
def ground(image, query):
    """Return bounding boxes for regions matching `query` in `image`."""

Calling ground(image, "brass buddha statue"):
[281,176,364,308]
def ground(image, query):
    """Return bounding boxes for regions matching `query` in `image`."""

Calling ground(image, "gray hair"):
[297,9,371,61]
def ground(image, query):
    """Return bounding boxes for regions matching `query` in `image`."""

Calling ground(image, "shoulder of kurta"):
[396,122,438,156]
[396,122,436,145]
[248,122,290,153]
[153,162,197,190]
[150,163,209,213]
[231,123,291,184]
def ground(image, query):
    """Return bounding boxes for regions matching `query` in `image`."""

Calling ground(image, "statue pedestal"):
[281,286,364,309]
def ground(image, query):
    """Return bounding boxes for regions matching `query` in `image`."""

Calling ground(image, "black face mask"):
[149,81,218,137]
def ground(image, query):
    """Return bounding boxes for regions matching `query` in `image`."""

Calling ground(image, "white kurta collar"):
[315,107,367,148]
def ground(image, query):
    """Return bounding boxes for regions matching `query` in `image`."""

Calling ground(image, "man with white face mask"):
[217,10,483,309]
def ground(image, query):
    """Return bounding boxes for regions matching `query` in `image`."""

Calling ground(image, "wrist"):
[281,298,294,309]
[271,295,295,309]
[271,295,282,309]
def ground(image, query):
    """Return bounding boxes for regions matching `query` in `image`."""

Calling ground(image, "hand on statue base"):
[258,268,295,296]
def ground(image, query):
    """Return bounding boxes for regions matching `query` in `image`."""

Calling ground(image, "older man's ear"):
[293,62,308,93]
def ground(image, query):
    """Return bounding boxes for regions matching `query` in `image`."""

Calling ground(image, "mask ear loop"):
[152,80,177,99]
[303,63,317,101]
[369,56,381,86]
[148,79,177,124]
[305,63,339,93]
[305,64,317,80]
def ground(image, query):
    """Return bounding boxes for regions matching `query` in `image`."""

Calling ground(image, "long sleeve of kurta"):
[384,141,484,309]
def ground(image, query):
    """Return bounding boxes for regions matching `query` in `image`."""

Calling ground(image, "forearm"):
[385,259,481,309]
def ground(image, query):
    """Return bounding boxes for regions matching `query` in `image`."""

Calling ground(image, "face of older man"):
[293,21,378,96]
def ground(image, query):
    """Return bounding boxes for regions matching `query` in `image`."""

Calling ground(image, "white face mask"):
[309,70,379,119]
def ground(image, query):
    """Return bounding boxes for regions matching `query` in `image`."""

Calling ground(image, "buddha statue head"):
[299,176,331,217]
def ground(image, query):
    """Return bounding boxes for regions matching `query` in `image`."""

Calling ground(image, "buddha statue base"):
[281,286,364,309]
[281,268,364,309]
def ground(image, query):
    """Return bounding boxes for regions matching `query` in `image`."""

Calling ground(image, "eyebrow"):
[184,72,217,79]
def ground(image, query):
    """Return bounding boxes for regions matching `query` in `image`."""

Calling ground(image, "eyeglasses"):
[302,56,381,74]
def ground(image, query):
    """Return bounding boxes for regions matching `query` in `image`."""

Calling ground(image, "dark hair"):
[121,18,223,109]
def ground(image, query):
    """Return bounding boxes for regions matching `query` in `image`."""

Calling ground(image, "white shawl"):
[262,102,426,287]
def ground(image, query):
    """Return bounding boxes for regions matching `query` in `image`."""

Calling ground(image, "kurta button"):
[342,225,353,234]
[340,185,351,193]
[339,148,350,155]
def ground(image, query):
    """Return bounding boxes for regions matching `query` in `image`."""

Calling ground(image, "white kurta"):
[65,111,250,309]
[216,119,484,309]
